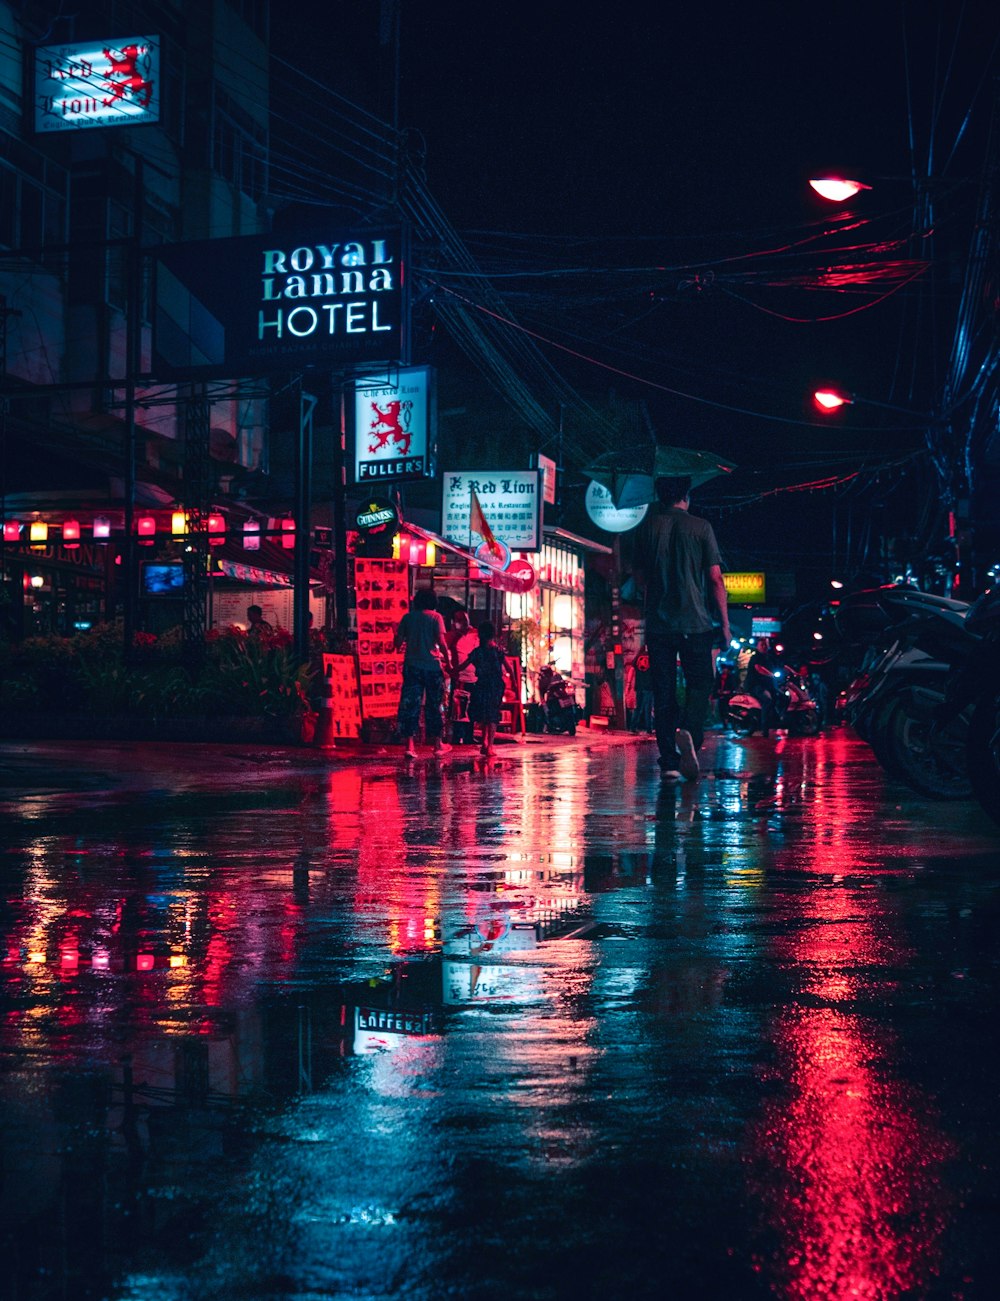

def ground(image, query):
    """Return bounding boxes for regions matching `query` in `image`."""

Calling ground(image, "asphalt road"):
[1,728,998,1300]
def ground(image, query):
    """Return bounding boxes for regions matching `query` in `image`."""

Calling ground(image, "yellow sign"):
[724,572,766,603]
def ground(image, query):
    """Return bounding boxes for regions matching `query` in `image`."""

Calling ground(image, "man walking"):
[632,475,730,781]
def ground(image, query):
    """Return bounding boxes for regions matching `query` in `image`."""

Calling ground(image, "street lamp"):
[813,388,853,412]
[808,176,871,203]
[811,386,931,422]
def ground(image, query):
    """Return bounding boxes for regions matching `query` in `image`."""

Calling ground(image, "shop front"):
[393,521,609,714]
[505,528,611,713]
[1,539,111,638]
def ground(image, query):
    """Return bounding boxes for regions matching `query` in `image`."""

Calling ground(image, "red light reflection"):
[750,800,954,1297]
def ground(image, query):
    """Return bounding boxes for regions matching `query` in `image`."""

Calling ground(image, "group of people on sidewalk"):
[393,593,512,759]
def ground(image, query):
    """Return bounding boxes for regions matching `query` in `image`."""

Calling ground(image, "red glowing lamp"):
[813,389,854,413]
[3,520,20,542]
[281,517,295,550]
[62,519,81,549]
[207,512,226,545]
[137,515,157,544]
[808,177,871,203]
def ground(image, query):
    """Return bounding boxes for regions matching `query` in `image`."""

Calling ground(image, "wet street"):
[1,728,999,1301]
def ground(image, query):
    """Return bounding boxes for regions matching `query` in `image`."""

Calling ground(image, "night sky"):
[285,3,999,581]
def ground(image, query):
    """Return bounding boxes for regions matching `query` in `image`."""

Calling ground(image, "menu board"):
[354,558,408,719]
[320,654,363,738]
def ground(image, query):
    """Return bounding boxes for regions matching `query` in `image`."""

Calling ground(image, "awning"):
[209,533,324,588]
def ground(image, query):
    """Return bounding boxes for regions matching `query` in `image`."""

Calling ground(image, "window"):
[212,85,268,202]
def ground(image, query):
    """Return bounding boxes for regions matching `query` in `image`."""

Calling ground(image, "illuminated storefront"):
[505,528,611,705]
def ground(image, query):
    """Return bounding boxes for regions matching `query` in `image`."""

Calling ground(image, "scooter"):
[538,664,578,735]
[726,667,820,737]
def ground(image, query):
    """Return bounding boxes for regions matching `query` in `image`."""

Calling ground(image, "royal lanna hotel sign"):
[152,227,408,379]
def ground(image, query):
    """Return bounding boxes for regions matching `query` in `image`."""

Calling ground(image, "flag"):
[470,489,502,557]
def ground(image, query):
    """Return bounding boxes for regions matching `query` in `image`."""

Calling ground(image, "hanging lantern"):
[93,516,111,540]
[207,512,226,546]
[171,510,187,536]
[2,520,20,542]
[423,540,436,567]
[62,519,81,549]
[137,516,156,545]
[243,519,261,552]
[29,520,48,545]
[281,517,295,550]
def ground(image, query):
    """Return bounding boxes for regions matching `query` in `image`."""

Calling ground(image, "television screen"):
[142,563,184,595]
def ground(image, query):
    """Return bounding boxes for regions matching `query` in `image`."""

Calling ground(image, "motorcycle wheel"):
[864,693,908,775]
[787,712,821,737]
[883,686,973,800]
[966,692,1000,828]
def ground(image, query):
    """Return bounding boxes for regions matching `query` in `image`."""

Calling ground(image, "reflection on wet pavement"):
[1,731,999,1299]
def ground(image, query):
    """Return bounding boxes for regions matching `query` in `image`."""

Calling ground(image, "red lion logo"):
[102,45,154,109]
[368,400,413,455]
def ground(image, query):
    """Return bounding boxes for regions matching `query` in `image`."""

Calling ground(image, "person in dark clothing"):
[631,475,730,781]
[746,637,781,736]
[457,620,511,758]
[393,588,453,758]
[246,604,272,636]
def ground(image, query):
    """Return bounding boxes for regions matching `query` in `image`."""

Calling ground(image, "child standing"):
[458,621,510,758]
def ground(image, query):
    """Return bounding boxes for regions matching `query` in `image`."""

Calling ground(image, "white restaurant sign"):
[35,37,160,133]
[442,470,542,553]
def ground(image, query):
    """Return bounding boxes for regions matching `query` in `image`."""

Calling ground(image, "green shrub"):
[0,621,315,720]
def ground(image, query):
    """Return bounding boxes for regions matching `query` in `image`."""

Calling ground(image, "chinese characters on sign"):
[441,471,541,553]
[584,481,648,533]
[35,38,160,132]
[354,558,407,719]
[352,367,435,484]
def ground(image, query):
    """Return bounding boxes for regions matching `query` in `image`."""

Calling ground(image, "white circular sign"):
[585,481,649,533]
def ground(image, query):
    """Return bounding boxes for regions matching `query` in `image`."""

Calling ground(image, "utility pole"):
[122,157,144,661]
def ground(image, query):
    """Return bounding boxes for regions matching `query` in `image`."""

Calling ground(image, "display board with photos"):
[354,558,408,719]
[320,654,363,739]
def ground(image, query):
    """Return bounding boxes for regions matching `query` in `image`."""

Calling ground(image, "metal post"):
[333,383,350,636]
[294,384,316,666]
[122,158,144,662]
[182,389,210,654]
[610,536,626,729]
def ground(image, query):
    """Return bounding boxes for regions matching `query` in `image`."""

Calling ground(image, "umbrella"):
[584,444,737,510]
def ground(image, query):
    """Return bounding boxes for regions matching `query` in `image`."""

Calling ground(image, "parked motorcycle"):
[959,587,1000,826]
[726,667,820,737]
[834,584,975,799]
[538,664,578,735]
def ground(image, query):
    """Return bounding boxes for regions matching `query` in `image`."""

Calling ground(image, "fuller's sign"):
[152,226,407,379]
[351,366,436,484]
[34,37,160,133]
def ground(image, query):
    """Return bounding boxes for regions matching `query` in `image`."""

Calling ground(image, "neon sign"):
[35,38,160,133]
[153,226,407,378]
